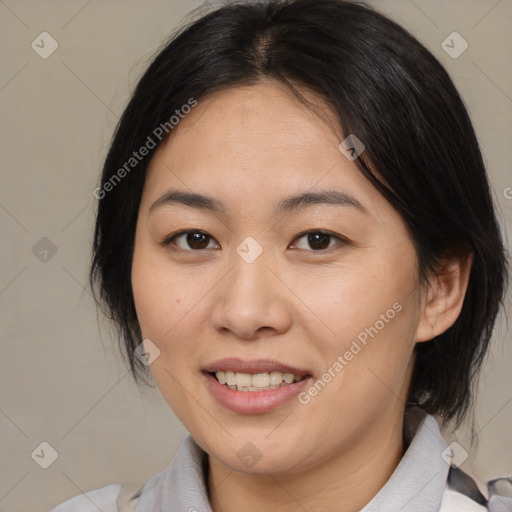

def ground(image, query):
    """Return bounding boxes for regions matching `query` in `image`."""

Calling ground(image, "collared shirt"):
[49,406,512,511]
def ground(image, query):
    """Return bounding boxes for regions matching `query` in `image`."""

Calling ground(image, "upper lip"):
[203,358,312,376]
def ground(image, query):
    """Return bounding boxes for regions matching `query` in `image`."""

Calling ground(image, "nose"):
[210,248,292,340]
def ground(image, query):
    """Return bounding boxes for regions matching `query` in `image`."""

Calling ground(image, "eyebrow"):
[149,189,368,216]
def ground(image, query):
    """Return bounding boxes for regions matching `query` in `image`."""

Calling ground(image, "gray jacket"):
[50,406,512,511]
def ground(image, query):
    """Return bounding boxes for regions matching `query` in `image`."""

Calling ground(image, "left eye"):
[290,231,346,251]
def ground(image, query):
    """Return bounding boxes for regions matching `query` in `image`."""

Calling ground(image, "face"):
[131,81,425,476]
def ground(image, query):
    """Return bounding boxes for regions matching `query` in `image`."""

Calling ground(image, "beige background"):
[0,1,511,511]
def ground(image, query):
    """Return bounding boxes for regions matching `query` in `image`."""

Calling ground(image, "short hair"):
[90,0,508,429]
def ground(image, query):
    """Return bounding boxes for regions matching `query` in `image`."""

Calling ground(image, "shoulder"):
[440,487,487,511]
[47,436,193,512]
[441,466,512,512]
[48,483,122,512]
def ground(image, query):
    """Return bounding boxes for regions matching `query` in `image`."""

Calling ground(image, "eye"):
[162,230,219,251]
[161,229,348,252]
[290,230,347,251]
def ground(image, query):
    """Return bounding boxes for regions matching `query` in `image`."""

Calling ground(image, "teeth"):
[251,373,270,387]
[214,370,306,390]
[236,372,252,388]
[283,373,294,384]
[269,371,283,385]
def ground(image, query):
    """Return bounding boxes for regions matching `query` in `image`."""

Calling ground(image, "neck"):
[207,409,406,512]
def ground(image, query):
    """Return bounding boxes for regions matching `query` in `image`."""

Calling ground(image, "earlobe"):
[415,252,473,343]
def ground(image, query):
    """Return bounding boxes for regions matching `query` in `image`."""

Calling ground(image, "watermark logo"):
[32,237,58,263]
[441,441,468,468]
[441,32,468,59]
[237,442,262,468]
[338,134,365,161]
[134,339,161,366]
[31,441,59,469]
[31,32,58,59]
[236,236,263,264]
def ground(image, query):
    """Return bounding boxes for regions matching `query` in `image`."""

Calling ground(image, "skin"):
[131,80,472,512]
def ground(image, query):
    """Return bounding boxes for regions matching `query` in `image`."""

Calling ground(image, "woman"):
[50,0,511,510]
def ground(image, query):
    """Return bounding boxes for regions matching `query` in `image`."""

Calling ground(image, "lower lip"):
[203,372,313,414]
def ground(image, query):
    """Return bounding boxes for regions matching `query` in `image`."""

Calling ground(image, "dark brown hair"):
[90,0,509,429]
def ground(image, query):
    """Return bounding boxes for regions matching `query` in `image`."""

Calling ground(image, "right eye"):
[161,230,220,251]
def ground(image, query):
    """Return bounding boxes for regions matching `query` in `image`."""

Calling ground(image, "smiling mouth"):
[209,370,311,392]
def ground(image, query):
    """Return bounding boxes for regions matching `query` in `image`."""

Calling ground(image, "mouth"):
[202,358,313,391]
[201,358,314,413]
[206,370,311,392]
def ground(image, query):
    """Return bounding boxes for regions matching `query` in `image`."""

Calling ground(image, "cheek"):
[131,245,204,418]
[132,239,194,339]
[131,246,169,340]
[303,248,420,410]
[305,254,418,352]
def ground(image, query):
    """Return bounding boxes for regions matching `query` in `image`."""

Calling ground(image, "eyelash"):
[160,229,349,253]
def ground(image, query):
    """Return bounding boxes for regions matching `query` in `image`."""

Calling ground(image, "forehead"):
[141,82,387,220]
[161,83,337,163]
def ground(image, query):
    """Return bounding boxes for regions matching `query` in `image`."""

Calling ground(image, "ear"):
[415,251,473,342]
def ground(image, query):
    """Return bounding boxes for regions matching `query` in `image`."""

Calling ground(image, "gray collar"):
[135,407,458,511]
[361,406,449,511]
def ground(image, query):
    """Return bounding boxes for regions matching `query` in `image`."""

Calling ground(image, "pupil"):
[309,233,330,250]
[188,232,209,249]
